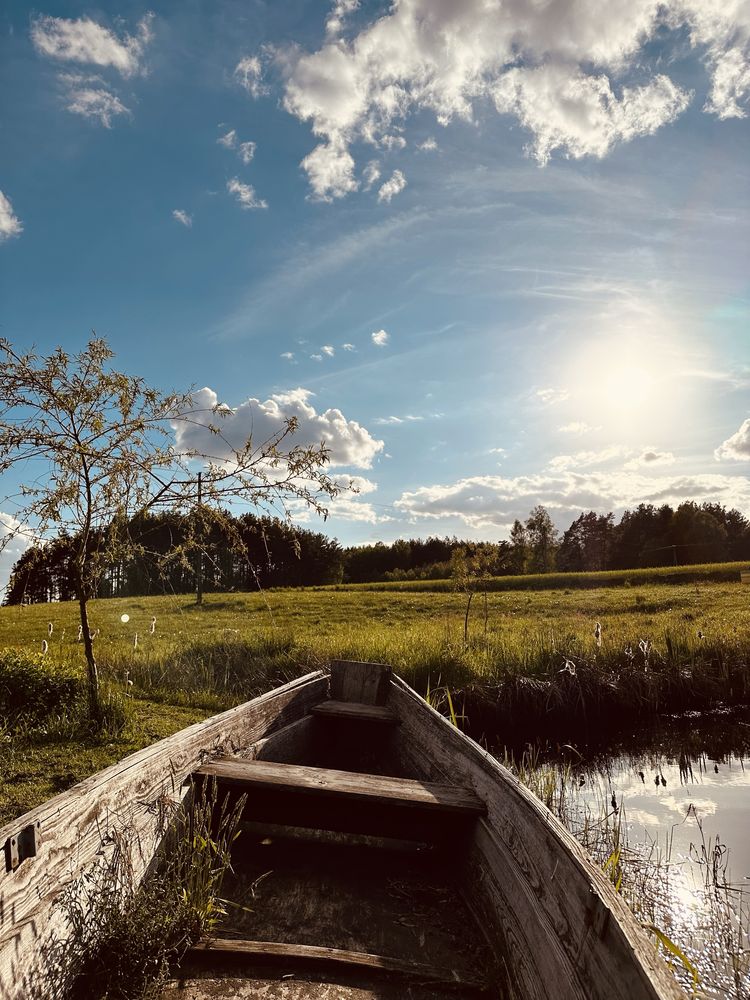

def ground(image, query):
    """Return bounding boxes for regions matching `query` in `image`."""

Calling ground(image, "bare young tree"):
[0,338,342,724]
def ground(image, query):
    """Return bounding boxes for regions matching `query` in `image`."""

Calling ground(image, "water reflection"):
[534,715,750,999]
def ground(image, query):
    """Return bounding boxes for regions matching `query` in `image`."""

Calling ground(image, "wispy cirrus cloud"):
[172,209,192,227]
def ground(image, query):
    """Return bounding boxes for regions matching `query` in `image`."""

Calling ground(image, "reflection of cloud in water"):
[625,808,660,826]
[662,795,718,819]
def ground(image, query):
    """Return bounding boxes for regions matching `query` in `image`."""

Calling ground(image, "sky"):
[1,0,749,590]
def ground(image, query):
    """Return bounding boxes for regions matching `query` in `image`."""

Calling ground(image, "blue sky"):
[1,0,749,587]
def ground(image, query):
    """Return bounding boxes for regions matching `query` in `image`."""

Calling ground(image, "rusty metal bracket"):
[4,820,42,873]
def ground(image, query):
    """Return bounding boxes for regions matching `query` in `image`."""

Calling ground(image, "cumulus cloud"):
[371,329,389,347]
[362,160,381,189]
[227,178,268,210]
[342,343,356,351]
[278,0,749,198]
[218,129,237,148]
[239,141,256,164]
[234,55,268,98]
[0,191,22,242]
[60,75,130,126]
[321,345,335,357]
[281,352,295,361]
[377,169,407,203]
[0,513,35,597]
[300,140,358,201]
[492,66,689,163]
[624,448,676,470]
[173,386,384,469]
[395,469,750,531]
[172,209,192,227]
[31,13,153,76]
[715,418,750,460]
[417,137,438,151]
[326,0,360,37]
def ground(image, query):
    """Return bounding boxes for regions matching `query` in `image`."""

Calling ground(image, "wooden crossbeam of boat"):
[187,938,490,992]
[309,700,400,724]
[194,757,485,841]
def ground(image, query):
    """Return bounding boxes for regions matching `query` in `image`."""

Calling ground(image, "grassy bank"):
[2,577,749,822]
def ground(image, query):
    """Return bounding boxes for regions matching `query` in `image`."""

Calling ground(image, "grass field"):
[2,571,750,824]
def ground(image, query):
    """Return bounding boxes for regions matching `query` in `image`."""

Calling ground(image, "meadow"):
[2,565,750,824]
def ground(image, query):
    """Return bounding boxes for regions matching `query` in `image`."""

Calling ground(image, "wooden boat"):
[0,662,684,1000]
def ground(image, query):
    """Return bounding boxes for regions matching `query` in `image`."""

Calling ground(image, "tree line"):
[6,500,749,604]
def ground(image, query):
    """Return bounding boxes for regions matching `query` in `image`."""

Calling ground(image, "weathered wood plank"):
[387,678,684,1000]
[188,938,488,990]
[310,701,399,724]
[195,758,485,842]
[195,759,484,813]
[0,672,328,1000]
[329,660,391,705]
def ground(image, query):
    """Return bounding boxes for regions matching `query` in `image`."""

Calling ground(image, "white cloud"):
[362,160,381,189]
[560,421,594,435]
[281,352,295,361]
[218,129,237,148]
[31,13,152,77]
[61,76,130,126]
[326,0,360,37]
[0,191,22,242]
[536,386,570,404]
[549,446,628,471]
[371,329,389,347]
[675,1,750,119]
[395,469,750,531]
[491,66,690,164]
[310,354,323,362]
[0,513,36,598]
[417,137,438,151]
[377,169,407,203]
[379,134,407,150]
[279,0,746,198]
[234,55,268,98]
[715,418,750,460]
[227,178,268,210]
[239,141,257,164]
[624,448,676,470]
[321,345,335,357]
[173,386,384,469]
[300,140,358,201]
[172,209,192,227]
[341,343,356,351]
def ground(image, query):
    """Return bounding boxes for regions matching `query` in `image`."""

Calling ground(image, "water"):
[534,710,750,998]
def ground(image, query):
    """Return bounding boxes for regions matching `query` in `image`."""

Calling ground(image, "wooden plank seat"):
[194,758,485,842]
[187,938,490,992]
[310,700,400,724]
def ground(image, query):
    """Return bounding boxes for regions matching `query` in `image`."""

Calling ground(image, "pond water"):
[502,707,750,998]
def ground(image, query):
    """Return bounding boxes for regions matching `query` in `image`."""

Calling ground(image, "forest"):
[5,500,749,604]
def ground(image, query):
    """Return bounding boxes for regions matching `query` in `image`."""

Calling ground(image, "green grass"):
[1,574,749,823]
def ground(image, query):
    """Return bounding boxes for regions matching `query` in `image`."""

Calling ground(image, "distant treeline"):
[344,501,750,583]
[6,500,750,604]
[4,511,344,605]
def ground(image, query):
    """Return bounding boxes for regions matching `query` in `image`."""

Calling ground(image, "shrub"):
[0,648,82,725]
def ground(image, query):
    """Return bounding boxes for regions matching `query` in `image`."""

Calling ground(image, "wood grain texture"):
[310,701,399,724]
[195,758,485,842]
[0,672,328,1000]
[189,938,487,989]
[329,661,392,705]
[387,678,685,1000]
[195,759,485,813]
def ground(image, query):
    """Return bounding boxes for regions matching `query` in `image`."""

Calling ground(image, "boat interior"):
[163,661,503,999]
